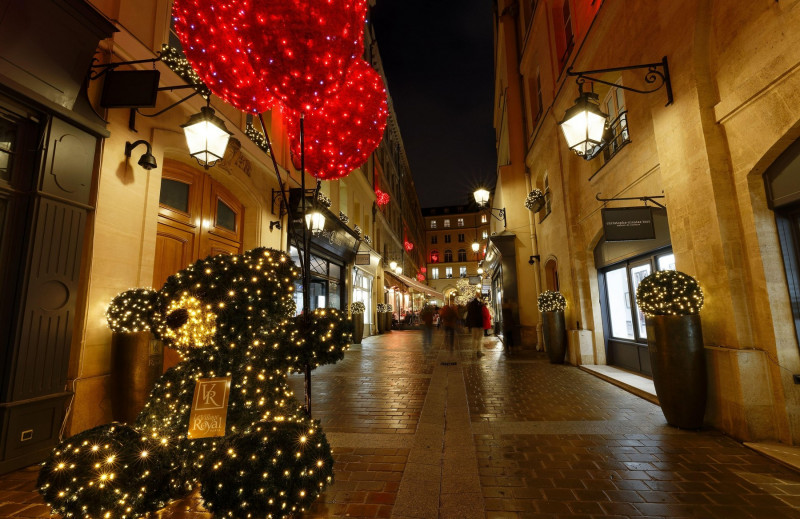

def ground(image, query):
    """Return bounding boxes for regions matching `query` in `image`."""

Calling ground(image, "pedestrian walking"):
[420,304,434,349]
[466,294,484,357]
[482,300,492,337]
[439,302,459,351]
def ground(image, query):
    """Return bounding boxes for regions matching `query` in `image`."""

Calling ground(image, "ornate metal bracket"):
[567,56,673,107]
[488,207,507,228]
[595,192,666,210]
[271,188,319,218]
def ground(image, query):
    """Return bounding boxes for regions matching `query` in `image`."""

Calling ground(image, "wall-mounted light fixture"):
[528,255,540,265]
[181,103,232,169]
[559,56,673,160]
[471,241,480,253]
[124,140,157,170]
[473,188,507,228]
[304,210,325,236]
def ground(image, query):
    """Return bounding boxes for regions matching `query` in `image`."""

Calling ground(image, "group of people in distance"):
[419,293,492,356]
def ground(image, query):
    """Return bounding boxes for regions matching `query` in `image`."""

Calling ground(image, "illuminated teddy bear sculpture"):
[38,248,352,518]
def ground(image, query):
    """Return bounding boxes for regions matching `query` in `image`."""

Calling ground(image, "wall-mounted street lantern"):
[559,56,673,161]
[471,241,480,253]
[473,188,507,228]
[304,210,325,236]
[124,140,157,170]
[389,260,398,271]
[182,104,233,169]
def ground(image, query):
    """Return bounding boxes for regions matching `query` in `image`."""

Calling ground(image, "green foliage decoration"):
[636,270,704,316]
[40,248,347,518]
[537,290,567,312]
[106,288,158,333]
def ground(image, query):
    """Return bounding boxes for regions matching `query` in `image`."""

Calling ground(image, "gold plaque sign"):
[187,377,232,439]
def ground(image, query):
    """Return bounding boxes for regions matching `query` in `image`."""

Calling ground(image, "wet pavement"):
[3,329,800,518]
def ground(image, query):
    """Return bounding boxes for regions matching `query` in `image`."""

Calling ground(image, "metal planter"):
[646,314,707,429]
[352,315,364,344]
[110,331,163,424]
[542,311,567,364]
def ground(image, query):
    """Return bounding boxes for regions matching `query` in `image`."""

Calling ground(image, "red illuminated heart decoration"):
[172,0,276,113]
[284,59,388,180]
[243,0,366,113]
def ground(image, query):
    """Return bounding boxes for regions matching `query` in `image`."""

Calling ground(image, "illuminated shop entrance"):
[594,208,672,376]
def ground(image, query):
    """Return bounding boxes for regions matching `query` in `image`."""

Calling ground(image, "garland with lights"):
[316,193,332,208]
[39,248,351,519]
[353,225,362,236]
[364,235,372,245]
[106,288,159,333]
[537,291,567,312]
[350,301,365,314]
[525,189,545,211]
[636,270,704,316]
[339,212,349,224]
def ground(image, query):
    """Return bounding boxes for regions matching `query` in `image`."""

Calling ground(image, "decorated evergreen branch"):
[106,288,158,333]
[316,192,332,208]
[39,248,347,518]
[636,270,704,316]
[339,211,349,224]
[537,290,567,312]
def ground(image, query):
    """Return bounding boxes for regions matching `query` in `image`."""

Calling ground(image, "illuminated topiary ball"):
[199,419,334,519]
[537,290,567,312]
[636,270,704,316]
[37,423,171,519]
[292,308,352,370]
[106,288,158,333]
[350,301,365,314]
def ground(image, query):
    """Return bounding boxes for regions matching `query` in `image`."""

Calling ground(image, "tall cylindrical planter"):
[352,314,364,344]
[646,314,706,429]
[110,331,163,423]
[542,311,567,364]
[377,312,385,333]
[383,312,392,333]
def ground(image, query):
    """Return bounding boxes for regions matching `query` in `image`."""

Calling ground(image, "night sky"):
[370,0,497,209]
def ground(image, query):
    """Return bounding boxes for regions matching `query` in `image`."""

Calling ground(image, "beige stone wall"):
[499,0,800,443]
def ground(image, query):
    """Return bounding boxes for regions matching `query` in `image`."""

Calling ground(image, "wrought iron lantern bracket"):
[595,192,666,210]
[567,56,673,107]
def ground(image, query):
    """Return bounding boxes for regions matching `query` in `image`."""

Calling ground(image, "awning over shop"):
[384,270,443,299]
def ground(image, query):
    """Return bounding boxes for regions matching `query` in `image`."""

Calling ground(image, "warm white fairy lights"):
[40,248,347,518]
[525,188,545,211]
[636,270,704,316]
[106,288,158,333]
[537,290,567,312]
[350,301,365,314]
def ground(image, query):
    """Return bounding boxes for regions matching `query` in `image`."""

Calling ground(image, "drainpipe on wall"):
[525,171,544,351]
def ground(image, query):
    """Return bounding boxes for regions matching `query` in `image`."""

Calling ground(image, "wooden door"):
[154,160,244,369]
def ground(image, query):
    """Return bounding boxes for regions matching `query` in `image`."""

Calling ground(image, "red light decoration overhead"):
[417,274,425,282]
[420,267,427,274]
[285,59,388,180]
[375,187,391,206]
[172,0,367,114]
[404,240,414,251]
[172,0,276,114]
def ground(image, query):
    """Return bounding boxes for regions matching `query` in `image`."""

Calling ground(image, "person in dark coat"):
[466,295,484,357]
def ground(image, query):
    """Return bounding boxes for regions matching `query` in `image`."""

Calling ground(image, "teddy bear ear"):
[106,288,159,333]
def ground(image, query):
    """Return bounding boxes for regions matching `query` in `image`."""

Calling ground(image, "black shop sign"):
[601,207,655,242]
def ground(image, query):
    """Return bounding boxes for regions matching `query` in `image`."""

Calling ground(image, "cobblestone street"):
[3,329,800,518]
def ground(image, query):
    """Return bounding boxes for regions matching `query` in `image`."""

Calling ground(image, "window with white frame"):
[431,268,439,280]
[446,267,453,278]
[482,230,488,239]
[444,219,451,228]
[481,215,488,224]
[430,220,437,229]
[457,218,464,227]
[457,249,467,262]
[444,249,453,262]
[459,266,467,278]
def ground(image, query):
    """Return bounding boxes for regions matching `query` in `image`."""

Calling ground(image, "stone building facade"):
[493,0,800,443]
[0,0,425,473]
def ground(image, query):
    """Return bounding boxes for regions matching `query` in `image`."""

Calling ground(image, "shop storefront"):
[287,189,360,314]
[485,232,520,345]
[594,208,673,376]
